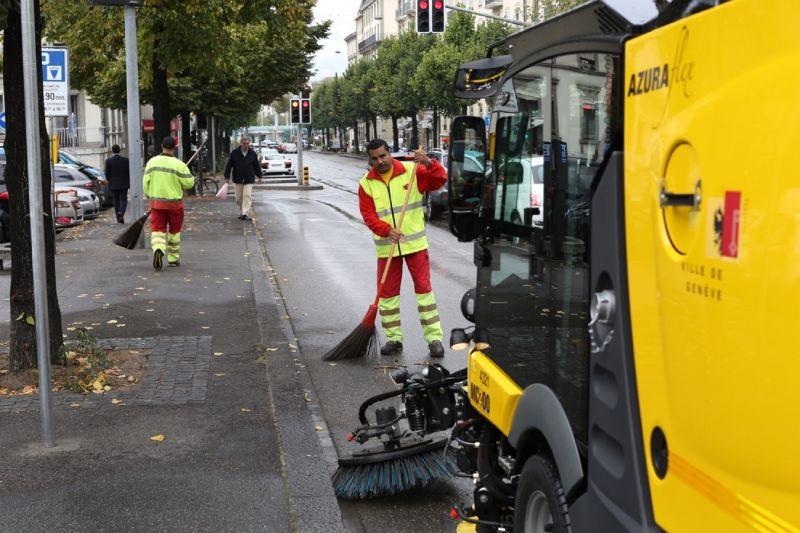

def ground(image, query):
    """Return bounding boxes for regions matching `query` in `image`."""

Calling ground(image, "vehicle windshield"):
[59,152,82,166]
[267,155,283,160]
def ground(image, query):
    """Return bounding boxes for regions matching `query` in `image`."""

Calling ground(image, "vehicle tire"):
[514,455,570,533]
[511,211,523,245]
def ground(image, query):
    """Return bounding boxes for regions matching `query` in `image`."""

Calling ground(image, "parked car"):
[329,140,341,152]
[58,152,112,207]
[0,161,84,231]
[53,164,111,208]
[424,150,450,220]
[55,186,101,219]
[260,152,294,177]
[283,142,297,154]
[276,143,287,153]
[261,140,279,151]
[494,155,544,227]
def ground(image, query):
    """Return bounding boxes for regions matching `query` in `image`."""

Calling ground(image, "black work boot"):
[380,340,403,356]
[428,340,445,358]
[152,249,164,271]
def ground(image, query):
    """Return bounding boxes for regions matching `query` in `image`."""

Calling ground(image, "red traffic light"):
[419,0,428,9]
[433,0,443,8]
[302,101,309,107]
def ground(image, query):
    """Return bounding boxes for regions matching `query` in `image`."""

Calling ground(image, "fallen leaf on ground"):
[288,344,297,349]
[150,434,166,442]
[213,352,224,356]
[116,324,126,328]
[328,363,337,367]
[111,399,124,405]
[20,385,36,395]
[146,309,154,312]
[69,403,81,408]
[213,373,226,377]
[240,408,252,413]
[107,320,118,324]
[314,426,324,431]
[265,347,278,352]
[201,326,210,330]
[303,393,311,403]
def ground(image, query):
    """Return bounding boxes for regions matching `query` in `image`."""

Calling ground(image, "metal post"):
[210,116,216,177]
[297,124,304,187]
[21,0,55,447]
[124,5,145,248]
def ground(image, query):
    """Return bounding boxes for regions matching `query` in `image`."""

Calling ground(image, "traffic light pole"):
[297,123,304,187]
[443,4,527,26]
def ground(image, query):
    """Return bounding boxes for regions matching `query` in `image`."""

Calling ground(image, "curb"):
[244,216,344,533]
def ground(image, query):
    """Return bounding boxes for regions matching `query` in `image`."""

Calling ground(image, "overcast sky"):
[311,0,358,81]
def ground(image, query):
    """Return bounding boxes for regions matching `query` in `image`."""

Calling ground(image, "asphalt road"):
[252,150,476,532]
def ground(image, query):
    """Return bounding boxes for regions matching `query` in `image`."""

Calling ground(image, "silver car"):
[55,186,101,219]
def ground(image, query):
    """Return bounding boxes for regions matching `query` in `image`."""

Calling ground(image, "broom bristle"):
[322,305,379,361]
[114,213,149,250]
[332,449,456,500]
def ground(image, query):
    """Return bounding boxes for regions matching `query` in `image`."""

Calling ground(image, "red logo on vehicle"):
[720,191,741,258]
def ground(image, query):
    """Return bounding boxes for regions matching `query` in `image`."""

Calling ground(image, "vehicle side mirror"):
[523,207,540,226]
[448,116,487,242]
[460,287,476,323]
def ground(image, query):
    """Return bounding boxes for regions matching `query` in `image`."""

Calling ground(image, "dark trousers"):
[112,189,128,216]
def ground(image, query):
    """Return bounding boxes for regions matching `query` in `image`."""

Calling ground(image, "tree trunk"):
[372,116,378,140]
[151,36,172,142]
[364,119,371,143]
[353,122,360,153]
[391,116,399,152]
[411,114,419,150]
[4,0,64,370]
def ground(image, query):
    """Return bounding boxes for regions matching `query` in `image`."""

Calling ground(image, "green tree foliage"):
[41,0,329,132]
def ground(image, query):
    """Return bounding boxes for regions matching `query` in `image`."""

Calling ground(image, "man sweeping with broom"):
[358,139,447,358]
[142,136,196,270]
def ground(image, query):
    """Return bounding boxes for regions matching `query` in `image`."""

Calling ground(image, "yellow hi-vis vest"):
[359,161,428,258]
[143,154,195,203]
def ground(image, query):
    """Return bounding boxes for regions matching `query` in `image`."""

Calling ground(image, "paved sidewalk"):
[0,197,342,532]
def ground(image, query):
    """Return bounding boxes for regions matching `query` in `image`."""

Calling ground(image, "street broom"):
[113,144,205,250]
[113,211,150,249]
[322,161,420,361]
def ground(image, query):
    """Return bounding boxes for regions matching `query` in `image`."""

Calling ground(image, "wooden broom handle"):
[378,158,421,287]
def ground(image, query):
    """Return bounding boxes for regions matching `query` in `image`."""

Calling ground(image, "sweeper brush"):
[333,438,455,499]
[331,364,467,499]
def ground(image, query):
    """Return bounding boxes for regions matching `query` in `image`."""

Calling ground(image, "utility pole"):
[124,4,144,248]
[21,0,55,447]
[210,116,216,177]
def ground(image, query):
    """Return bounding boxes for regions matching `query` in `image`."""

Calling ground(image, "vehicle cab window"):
[476,52,620,443]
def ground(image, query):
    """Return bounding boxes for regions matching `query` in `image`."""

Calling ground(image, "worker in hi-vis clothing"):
[358,139,447,358]
[142,136,195,271]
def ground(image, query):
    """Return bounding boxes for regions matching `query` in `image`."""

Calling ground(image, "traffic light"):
[301,99,311,124]
[290,99,301,124]
[416,0,431,33]
[432,0,445,33]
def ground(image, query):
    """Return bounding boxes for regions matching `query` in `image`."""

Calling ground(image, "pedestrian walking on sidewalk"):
[223,137,260,221]
[104,144,130,224]
[143,136,195,270]
[358,138,447,358]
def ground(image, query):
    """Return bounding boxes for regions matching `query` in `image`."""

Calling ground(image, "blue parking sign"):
[41,47,69,117]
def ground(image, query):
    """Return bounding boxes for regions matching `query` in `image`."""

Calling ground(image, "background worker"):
[142,136,195,270]
[104,144,130,224]
[223,137,260,220]
[358,139,447,358]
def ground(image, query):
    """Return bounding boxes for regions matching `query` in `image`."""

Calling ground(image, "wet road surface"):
[251,150,475,532]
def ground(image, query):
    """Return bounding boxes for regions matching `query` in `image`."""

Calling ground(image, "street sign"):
[41,47,69,117]
[0,112,6,130]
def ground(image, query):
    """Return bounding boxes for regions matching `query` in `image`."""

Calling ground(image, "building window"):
[581,104,598,142]
[579,53,598,71]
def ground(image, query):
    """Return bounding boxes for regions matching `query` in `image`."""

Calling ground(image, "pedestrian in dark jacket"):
[223,137,261,220]
[104,144,130,224]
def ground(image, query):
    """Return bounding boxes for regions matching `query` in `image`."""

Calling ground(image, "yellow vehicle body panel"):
[467,350,522,436]
[624,1,800,530]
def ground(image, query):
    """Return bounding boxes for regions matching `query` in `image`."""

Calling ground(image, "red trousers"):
[150,208,184,234]
[377,249,433,298]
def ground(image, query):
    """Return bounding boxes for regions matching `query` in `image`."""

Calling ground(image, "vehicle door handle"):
[660,180,701,211]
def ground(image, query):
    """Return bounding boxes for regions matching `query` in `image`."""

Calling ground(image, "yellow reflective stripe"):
[144,166,193,179]
[381,319,402,329]
[379,307,400,317]
[670,452,797,532]
[420,315,440,326]
[376,201,424,219]
[417,303,437,313]
[374,229,427,247]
